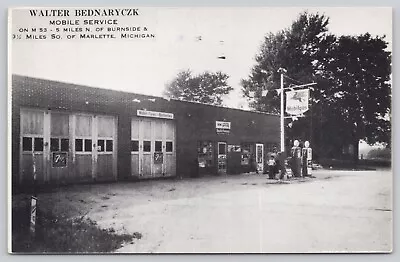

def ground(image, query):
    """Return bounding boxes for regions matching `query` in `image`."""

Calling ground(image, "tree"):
[323,33,391,162]
[241,12,335,156]
[241,12,392,162]
[164,70,233,106]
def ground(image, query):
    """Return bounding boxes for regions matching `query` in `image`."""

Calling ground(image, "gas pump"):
[291,140,302,177]
[302,141,312,176]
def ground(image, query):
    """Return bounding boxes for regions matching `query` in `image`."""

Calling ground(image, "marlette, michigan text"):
[29,8,139,17]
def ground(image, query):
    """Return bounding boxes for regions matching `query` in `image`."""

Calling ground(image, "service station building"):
[11,75,280,187]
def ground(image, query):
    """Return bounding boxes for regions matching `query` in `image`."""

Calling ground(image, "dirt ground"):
[14,169,392,253]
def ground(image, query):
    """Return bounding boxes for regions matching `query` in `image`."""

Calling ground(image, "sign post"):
[30,196,37,236]
[275,68,316,154]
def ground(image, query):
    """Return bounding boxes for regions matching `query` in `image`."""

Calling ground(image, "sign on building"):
[137,110,174,119]
[285,89,309,115]
[52,152,67,167]
[154,152,164,164]
[216,121,231,134]
[216,121,231,129]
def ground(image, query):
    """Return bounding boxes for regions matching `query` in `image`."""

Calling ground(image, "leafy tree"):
[241,12,335,112]
[241,12,391,162]
[164,70,233,106]
[323,34,391,161]
[241,12,335,155]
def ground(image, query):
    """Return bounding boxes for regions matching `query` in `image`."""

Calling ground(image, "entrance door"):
[256,143,264,173]
[217,142,227,174]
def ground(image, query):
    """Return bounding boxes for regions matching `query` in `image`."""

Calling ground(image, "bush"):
[12,198,141,253]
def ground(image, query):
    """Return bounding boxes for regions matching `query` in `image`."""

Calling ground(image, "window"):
[23,137,32,151]
[155,141,162,152]
[34,138,44,151]
[84,139,92,152]
[218,143,226,155]
[51,138,59,152]
[143,141,151,152]
[61,139,69,151]
[131,140,139,152]
[51,138,69,152]
[106,140,113,152]
[197,141,214,168]
[166,141,173,152]
[98,139,105,152]
[75,139,83,152]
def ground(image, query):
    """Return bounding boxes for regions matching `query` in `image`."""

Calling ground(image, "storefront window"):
[197,141,214,168]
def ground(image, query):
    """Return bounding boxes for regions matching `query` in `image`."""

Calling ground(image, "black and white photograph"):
[8,6,392,253]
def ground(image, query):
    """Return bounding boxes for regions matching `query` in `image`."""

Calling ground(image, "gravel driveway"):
[23,170,392,253]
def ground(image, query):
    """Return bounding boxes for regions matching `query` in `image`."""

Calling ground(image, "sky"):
[11,7,392,109]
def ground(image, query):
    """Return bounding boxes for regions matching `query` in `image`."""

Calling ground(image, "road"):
[87,170,392,253]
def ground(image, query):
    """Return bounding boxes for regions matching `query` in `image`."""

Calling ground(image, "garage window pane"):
[143,141,151,152]
[34,138,44,151]
[61,139,69,151]
[106,140,113,152]
[97,139,105,152]
[166,141,173,152]
[75,139,83,152]
[84,139,92,152]
[50,138,59,151]
[22,137,32,151]
[131,140,139,152]
[155,141,162,152]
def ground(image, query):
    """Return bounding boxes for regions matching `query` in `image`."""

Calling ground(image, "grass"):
[11,197,142,253]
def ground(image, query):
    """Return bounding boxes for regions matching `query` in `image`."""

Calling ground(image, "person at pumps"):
[267,155,276,179]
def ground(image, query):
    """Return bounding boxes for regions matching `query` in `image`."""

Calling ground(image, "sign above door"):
[137,110,174,119]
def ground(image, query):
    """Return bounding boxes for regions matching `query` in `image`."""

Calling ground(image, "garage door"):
[131,117,176,179]
[19,108,117,185]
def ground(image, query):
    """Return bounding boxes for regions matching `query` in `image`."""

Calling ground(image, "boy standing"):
[268,155,276,179]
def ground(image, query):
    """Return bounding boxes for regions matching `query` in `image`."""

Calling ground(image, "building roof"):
[12,74,279,117]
